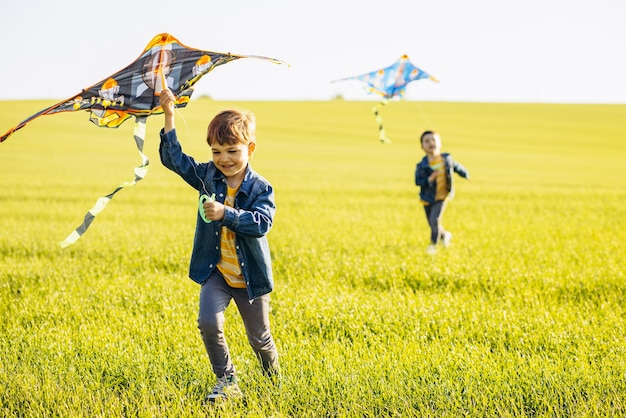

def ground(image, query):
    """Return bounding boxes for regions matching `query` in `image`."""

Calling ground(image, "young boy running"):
[415,131,470,254]
[159,89,279,402]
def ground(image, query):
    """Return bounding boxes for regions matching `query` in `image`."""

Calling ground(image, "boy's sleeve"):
[222,183,275,238]
[452,158,470,180]
[159,128,206,191]
[415,161,431,187]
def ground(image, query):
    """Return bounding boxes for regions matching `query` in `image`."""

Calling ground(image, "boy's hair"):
[420,130,436,144]
[206,109,256,146]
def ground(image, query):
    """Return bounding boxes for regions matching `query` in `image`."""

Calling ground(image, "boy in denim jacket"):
[415,131,470,254]
[159,89,279,402]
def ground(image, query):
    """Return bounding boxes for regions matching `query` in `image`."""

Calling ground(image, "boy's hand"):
[160,89,176,133]
[203,200,226,221]
[159,89,175,116]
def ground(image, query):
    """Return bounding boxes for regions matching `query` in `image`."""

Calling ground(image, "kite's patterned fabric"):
[1,33,285,142]
[334,55,438,100]
[1,33,286,246]
[333,55,439,143]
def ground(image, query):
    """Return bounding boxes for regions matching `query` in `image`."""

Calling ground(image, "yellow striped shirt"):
[430,155,449,202]
[217,186,246,288]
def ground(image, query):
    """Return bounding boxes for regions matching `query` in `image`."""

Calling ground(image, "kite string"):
[175,107,215,224]
[161,61,210,197]
[161,66,210,201]
[173,105,211,197]
[414,100,438,133]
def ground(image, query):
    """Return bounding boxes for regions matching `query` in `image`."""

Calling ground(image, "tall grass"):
[1,99,625,416]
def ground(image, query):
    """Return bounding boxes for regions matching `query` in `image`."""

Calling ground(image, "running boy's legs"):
[198,270,237,378]
[424,200,447,244]
[232,291,279,376]
[198,269,279,378]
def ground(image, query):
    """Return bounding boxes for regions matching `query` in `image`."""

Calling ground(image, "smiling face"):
[421,131,442,157]
[206,109,257,187]
[211,141,255,186]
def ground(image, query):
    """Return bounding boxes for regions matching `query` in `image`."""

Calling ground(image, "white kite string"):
[175,107,216,224]
[174,106,211,197]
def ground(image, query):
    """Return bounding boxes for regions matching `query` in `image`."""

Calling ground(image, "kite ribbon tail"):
[59,116,149,248]
[372,100,390,144]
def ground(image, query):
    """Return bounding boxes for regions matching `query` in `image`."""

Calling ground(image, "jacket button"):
[209,264,213,268]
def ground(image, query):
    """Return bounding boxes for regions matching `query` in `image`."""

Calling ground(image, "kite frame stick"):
[157,41,169,91]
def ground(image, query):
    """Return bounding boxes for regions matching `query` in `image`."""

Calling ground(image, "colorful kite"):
[333,55,439,143]
[1,33,287,247]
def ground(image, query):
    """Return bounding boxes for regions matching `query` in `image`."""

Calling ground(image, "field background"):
[1,99,625,417]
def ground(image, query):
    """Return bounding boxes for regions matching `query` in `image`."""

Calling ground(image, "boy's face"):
[211,141,256,181]
[421,133,441,154]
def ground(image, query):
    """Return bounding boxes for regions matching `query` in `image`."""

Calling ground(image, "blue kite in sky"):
[0,33,287,247]
[333,54,439,143]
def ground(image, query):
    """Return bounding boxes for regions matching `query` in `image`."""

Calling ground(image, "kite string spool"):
[415,100,436,130]
[198,193,216,223]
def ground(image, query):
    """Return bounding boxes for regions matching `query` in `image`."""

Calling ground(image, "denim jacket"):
[159,129,275,300]
[415,153,470,204]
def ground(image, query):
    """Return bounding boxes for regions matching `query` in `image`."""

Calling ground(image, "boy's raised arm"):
[159,89,176,133]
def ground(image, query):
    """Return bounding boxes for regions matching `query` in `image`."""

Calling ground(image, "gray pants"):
[198,269,278,378]
[423,200,448,244]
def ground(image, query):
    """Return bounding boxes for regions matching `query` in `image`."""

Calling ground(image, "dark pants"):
[423,200,447,244]
[198,269,279,378]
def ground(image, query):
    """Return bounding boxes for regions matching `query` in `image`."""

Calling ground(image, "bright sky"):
[2,0,625,103]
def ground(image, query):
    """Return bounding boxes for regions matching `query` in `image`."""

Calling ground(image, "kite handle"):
[199,193,216,223]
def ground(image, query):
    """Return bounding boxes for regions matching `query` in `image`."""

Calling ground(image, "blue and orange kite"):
[333,55,439,143]
[0,33,287,247]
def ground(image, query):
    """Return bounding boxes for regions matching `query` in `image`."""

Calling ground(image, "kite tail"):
[59,116,149,248]
[372,100,390,144]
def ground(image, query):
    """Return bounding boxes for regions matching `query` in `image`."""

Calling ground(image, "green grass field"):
[1,99,625,417]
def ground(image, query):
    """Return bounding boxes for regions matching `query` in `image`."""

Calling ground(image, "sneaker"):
[426,244,437,255]
[205,374,243,402]
[442,232,452,247]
